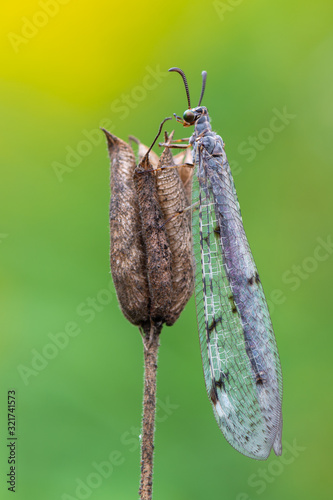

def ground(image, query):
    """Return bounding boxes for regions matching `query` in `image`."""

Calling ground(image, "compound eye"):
[183,109,195,123]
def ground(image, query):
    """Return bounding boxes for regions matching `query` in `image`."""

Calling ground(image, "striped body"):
[190,107,283,459]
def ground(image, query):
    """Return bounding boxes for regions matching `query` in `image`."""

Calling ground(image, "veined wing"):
[192,145,283,460]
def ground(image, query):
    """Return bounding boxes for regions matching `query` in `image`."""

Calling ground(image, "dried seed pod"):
[161,131,193,205]
[102,129,150,326]
[155,144,194,326]
[129,135,160,169]
[133,149,173,324]
[177,146,193,206]
[172,149,186,165]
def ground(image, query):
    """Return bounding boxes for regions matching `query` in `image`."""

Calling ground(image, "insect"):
[168,67,283,460]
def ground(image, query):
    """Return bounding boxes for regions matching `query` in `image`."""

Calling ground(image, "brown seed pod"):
[159,132,193,205]
[133,148,173,324]
[155,142,194,326]
[102,129,150,326]
[129,135,160,169]
[104,121,194,330]
[177,146,193,206]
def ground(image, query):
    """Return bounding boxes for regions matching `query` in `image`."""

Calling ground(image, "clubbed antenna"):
[169,67,191,109]
[197,71,207,106]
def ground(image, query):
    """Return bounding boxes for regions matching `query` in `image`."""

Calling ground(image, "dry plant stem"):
[139,322,162,500]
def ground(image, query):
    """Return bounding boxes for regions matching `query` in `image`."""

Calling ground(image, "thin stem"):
[139,322,161,500]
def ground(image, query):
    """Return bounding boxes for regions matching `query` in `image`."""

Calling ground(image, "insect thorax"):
[190,108,224,161]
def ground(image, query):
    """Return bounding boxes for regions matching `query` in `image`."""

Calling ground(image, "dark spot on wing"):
[214,224,220,235]
[215,373,227,392]
[255,371,267,386]
[208,316,222,334]
[229,295,237,314]
[210,385,218,406]
[202,278,207,296]
[248,272,261,286]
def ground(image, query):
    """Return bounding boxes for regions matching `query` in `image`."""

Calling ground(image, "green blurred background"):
[1,1,332,499]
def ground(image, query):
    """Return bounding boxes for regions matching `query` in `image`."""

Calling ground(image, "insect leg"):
[159,200,200,228]
[166,137,191,143]
[158,143,189,149]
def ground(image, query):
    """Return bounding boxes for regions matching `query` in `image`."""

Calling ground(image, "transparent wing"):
[192,147,283,460]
